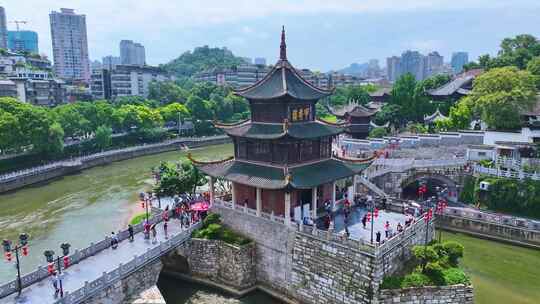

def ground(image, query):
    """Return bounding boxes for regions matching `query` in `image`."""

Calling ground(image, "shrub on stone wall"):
[381,240,469,289]
[192,213,251,246]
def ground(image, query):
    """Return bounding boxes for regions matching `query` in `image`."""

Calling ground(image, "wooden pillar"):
[285,191,291,226]
[231,182,236,209]
[331,181,337,211]
[256,187,262,216]
[311,187,317,219]
[209,177,215,205]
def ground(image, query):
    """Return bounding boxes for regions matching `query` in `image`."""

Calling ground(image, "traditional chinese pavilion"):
[329,102,377,139]
[190,28,373,225]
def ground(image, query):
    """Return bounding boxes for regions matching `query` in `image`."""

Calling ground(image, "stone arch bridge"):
[358,158,470,202]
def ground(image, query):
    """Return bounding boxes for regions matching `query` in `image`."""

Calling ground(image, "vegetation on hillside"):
[160,46,245,77]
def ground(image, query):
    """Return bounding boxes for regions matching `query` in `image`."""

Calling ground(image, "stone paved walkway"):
[2,219,189,304]
[318,206,409,243]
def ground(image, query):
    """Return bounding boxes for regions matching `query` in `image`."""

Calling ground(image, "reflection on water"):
[0,144,232,283]
[157,275,281,304]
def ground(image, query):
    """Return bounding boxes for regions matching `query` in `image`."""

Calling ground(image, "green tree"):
[53,104,90,138]
[368,127,388,138]
[186,95,213,121]
[0,110,22,152]
[436,99,473,131]
[39,122,64,157]
[526,56,540,89]
[148,81,189,104]
[159,102,191,123]
[390,73,419,124]
[468,66,536,129]
[373,104,402,127]
[94,125,112,150]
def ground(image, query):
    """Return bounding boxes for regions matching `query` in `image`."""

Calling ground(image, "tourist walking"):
[151,225,157,244]
[128,224,134,242]
[164,221,169,239]
[361,214,367,229]
[397,223,404,233]
[51,271,60,297]
[376,231,381,244]
[384,221,390,238]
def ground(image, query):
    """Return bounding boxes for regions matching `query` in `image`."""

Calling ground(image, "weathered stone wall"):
[82,260,162,304]
[212,204,296,296]
[377,284,474,304]
[291,232,376,304]
[187,238,256,290]
[438,214,540,248]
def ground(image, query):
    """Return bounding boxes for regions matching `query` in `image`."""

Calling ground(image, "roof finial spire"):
[280,25,287,60]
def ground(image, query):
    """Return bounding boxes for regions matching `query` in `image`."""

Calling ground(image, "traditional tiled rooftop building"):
[328,103,377,139]
[190,28,373,225]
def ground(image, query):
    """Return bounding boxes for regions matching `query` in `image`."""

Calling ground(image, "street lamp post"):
[44,243,71,298]
[422,208,433,271]
[140,192,150,239]
[368,197,379,244]
[2,233,30,297]
[436,200,448,243]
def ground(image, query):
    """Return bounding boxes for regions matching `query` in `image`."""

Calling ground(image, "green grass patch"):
[442,231,540,304]
[192,213,251,246]
[130,213,147,225]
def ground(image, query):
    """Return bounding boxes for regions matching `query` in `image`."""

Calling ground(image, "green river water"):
[1,143,538,304]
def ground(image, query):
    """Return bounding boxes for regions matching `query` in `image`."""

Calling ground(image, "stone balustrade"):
[443,207,540,231]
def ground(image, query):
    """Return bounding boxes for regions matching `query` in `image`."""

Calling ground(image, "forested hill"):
[161,46,245,77]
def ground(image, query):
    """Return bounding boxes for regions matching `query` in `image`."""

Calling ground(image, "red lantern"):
[4,251,11,262]
[366,213,371,222]
[374,208,379,218]
[22,245,28,256]
[47,263,55,275]
[63,256,70,268]
[140,201,145,208]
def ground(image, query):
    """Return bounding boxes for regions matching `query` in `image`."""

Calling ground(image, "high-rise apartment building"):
[425,51,444,77]
[400,50,425,81]
[8,31,39,53]
[50,8,91,82]
[0,7,7,49]
[120,40,145,66]
[451,52,469,74]
[386,56,401,82]
[102,55,121,69]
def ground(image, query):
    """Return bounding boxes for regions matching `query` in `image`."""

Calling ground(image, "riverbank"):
[442,231,540,304]
[0,136,230,194]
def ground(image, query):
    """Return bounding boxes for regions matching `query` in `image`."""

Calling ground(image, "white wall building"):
[50,8,91,82]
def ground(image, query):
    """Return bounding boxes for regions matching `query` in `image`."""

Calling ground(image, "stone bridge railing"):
[363,158,468,180]
[442,207,540,231]
[474,164,540,181]
[0,135,228,182]
[0,207,193,299]
[54,223,200,304]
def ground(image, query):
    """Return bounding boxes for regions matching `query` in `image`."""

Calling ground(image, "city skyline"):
[2,1,540,72]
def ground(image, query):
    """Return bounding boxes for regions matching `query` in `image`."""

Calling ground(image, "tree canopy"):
[160,46,245,78]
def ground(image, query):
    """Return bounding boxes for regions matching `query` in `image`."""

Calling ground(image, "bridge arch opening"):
[401,173,458,203]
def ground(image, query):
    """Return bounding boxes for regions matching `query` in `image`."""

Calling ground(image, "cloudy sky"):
[3,1,540,71]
